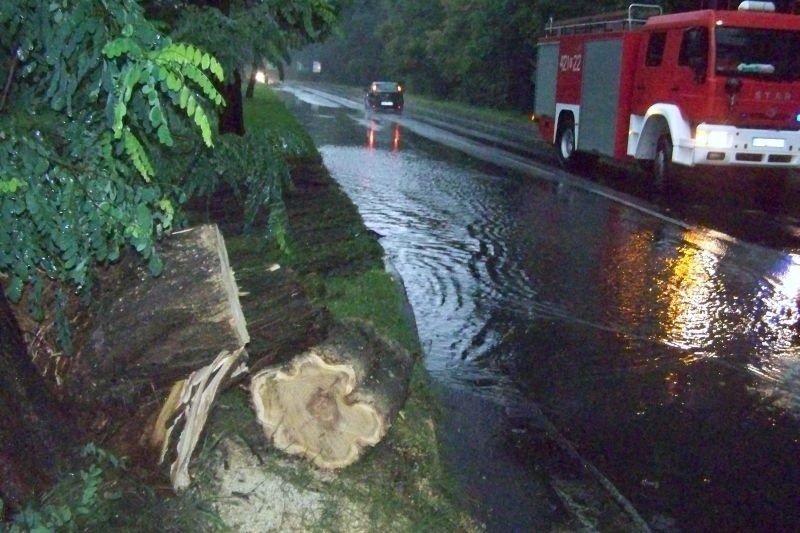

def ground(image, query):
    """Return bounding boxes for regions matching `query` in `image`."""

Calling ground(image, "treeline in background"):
[289,0,798,112]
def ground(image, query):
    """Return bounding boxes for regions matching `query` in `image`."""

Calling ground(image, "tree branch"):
[1,54,19,113]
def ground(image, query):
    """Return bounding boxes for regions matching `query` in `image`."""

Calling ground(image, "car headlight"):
[695,127,732,149]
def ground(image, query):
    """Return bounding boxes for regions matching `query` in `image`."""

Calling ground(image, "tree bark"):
[245,64,257,98]
[67,224,249,410]
[250,318,416,469]
[0,289,76,513]
[57,224,251,489]
[219,69,245,135]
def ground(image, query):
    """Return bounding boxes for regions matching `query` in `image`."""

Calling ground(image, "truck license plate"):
[753,137,785,148]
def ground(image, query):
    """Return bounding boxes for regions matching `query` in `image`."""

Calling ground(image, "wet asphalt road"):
[276,82,800,532]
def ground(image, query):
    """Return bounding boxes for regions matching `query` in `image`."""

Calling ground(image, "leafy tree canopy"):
[0,0,341,348]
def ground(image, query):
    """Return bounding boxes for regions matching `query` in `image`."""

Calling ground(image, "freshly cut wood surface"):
[251,318,416,469]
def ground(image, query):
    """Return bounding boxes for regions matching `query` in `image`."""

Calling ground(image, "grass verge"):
[196,84,478,531]
[408,93,533,127]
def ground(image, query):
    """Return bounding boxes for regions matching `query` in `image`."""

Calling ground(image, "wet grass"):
[320,268,419,352]
[245,84,318,159]
[409,93,533,127]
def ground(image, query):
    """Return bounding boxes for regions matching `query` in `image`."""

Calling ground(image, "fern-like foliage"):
[0,0,225,349]
[0,0,342,351]
[104,37,225,177]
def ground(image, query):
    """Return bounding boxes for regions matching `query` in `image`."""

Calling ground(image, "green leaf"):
[166,72,181,92]
[148,252,163,276]
[54,506,72,523]
[136,203,151,230]
[155,65,167,82]
[157,124,173,146]
[102,37,142,59]
[112,100,127,138]
[210,60,224,81]
[24,190,39,215]
[63,248,77,269]
[148,104,163,127]
[0,178,24,194]
[122,130,154,180]
[193,106,213,147]
[6,277,23,302]
[179,86,189,109]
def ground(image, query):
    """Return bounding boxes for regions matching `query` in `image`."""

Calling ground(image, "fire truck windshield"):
[715,27,800,81]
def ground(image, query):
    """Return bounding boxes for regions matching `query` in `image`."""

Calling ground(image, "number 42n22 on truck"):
[532,1,800,183]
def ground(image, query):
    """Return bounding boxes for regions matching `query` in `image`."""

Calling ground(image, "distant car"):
[365,81,404,113]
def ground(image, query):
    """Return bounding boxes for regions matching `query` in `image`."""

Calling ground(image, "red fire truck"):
[532,2,800,183]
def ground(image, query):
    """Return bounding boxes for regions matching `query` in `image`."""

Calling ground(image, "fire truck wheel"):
[653,134,673,187]
[555,120,576,168]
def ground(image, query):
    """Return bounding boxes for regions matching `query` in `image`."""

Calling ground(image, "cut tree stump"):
[251,318,416,469]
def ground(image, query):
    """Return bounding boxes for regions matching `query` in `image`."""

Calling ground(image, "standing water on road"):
[278,86,800,532]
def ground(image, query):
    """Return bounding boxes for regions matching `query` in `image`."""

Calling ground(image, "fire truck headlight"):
[695,128,732,149]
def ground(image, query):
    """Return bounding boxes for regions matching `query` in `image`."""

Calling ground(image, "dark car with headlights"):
[365,81,404,113]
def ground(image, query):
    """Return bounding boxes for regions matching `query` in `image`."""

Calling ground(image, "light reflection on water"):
[315,115,800,531]
[318,133,800,412]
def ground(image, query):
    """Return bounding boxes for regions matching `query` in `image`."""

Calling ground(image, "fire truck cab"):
[533,2,800,182]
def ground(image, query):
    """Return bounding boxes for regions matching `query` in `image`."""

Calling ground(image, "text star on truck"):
[531,2,800,184]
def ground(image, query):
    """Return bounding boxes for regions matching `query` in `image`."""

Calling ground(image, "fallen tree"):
[63,224,250,489]
[67,224,249,408]
[250,318,417,469]
[8,219,416,491]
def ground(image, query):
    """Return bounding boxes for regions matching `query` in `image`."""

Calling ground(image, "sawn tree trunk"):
[250,318,416,469]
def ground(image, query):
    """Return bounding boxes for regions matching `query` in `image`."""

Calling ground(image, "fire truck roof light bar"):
[738,1,776,11]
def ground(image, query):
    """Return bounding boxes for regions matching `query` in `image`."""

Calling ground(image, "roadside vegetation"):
[2,0,477,529]
[5,81,479,531]
[1,0,343,515]
[408,92,533,129]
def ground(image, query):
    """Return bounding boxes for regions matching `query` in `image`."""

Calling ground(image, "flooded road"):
[277,83,800,532]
